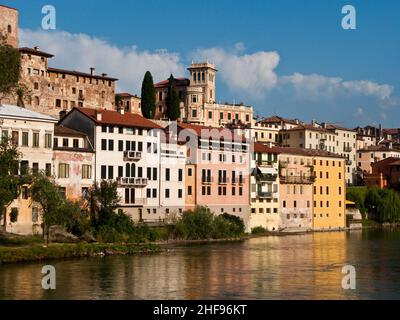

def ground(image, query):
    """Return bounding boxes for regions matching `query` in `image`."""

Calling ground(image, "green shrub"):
[251,226,267,234]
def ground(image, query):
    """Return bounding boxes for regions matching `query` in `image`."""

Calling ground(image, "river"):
[1,228,400,300]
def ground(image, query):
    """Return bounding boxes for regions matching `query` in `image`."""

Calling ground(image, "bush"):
[364,187,400,223]
[347,187,368,216]
[251,226,267,234]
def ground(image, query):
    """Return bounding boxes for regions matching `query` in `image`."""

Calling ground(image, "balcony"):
[344,146,353,153]
[257,160,275,167]
[346,160,353,166]
[201,177,213,184]
[117,177,148,188]
[218,178,230,185]
[123,151,142,162]
[257,191,274,199]
[256,174,278,182]
[78,92,85,101]
[280,175,315,184]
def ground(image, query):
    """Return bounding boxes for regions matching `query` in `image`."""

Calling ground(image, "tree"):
[86,180,120,227]
[141,71,156,119]
[30,172,65,245]
[0,34,21,104]
[165,74,180,121]
[0,137,27,230]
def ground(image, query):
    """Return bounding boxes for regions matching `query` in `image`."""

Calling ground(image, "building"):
[154,62,253,128]
[0,6,118,118]
[250,143,280,231]
[116,93,142,114]
[0,4,18,48]
[364,157,400,190]
[172,122,251,230]
[58,107,189,223]
[252,116,300,145]
[357,145,400,174]
[312,153,346,230]
[280,122,357,185]
[53,125,95,201]
[0,104,57,235]
[277,148,314,232]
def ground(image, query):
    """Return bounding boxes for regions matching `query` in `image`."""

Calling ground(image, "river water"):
[1,229,400,300]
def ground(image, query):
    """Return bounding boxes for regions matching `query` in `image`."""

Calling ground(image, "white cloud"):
[280,73,394,102]
[20,29,186,93]
[192,44,280,99]
[355,107,364,116]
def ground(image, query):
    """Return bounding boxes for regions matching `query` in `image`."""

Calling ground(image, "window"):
[33,132,40,148]
[208,111,212,119]
[108,140,114,151]
[62,138,69,147]
[45,133,52,148]
[11,131,19,145]
[178,169,183,182]
[188,186,192,196]
[108,166,114,179]
[58,163,70,178]
[20,161,29,175]
[45,163,52,177]
[125,189,130,204]
[165,168,170,181]
[73,139,79,148]
[82,165,92,179]
[22,132,29,147]
[118,140,124,152]
[152,189,157,198]
[21,186,29,200]
[101,139,107,150]
[101,166,107,179]
[32,207,39,223]
[32,163,39,174]
[188,168,192,176]
[165,189,170,198]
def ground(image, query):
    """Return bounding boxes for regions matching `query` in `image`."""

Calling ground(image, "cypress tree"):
[140,71,156,119]
[165,74,180,121]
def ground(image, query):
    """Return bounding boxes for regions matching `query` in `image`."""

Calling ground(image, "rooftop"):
[54,125,87,138]
[19,47,54,58]
[284,124,337,134]
[258,116,299,126]
[0,104,57,122]
[359,145,400,152]
[72,107,162,130]
[0,4,18,11]
[155,78,190,88]
[116,93,140,98]
[48,67,118,81]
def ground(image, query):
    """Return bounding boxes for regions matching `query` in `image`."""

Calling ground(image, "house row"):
[0,104,346,235]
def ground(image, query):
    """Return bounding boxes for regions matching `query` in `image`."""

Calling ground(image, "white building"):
[0,104,57,234]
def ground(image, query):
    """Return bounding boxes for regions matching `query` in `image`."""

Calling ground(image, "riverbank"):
[0,243,161,265]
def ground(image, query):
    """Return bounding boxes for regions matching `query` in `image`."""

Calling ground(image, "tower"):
[187,62,217,104]
[0,5,19,48]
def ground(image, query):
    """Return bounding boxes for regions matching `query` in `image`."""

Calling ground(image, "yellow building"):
[312,155,346,230]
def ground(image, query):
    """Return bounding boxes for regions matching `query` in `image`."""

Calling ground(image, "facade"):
[252,116,300,145]
[278,149,314,232]
[0,4,18,48]
[357,146,400,174]
[173,122,251,231]
[154,62,253,128]
[364,157,400,190]
[53,125,95,201]
[250,143,280,231]
[116,93,142,114]
[0,104,57,235]
[312,155,346,230]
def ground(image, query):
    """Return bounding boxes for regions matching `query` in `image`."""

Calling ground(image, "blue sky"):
[3,0,400,127]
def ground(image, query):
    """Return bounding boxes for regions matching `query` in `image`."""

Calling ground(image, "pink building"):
[171,123,251,230]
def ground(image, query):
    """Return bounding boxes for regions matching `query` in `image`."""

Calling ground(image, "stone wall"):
[0,5,18,48]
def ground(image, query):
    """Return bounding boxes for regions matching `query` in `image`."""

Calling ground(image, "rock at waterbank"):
[49,225,79,243]
[80,231,97,243]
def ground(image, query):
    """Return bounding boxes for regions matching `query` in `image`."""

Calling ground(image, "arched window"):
[197,73,200,81]
[125,163,130,177]
[7,25,12,33]
[131,164,136,177]
[34,96,40,105]
[201,72,205,82]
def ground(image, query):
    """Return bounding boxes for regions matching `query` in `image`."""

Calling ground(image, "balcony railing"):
[280,175,315,184]
[201,176,213,184]
[257,191,274,199]
[117,177,148,187]
[123,151,142,162]
[256,174,278,182]
[344,146,353,153]
[257,160,275,167]
[346,160,353,166]
[218,178,230,185]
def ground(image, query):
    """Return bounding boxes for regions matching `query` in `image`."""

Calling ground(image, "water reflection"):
[1,229,400,300]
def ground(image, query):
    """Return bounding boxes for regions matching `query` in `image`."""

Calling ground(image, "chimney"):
[95,111,102,121]
[118,107,125,115]
[322,122,327,129]
[90,67,96,76]
[102,73,108,77]
[59,110,67,120]
[34,46,40,51]
[267,142,273,148]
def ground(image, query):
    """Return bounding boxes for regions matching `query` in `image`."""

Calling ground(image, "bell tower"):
[187,62,217,104]
[0,5,19,48]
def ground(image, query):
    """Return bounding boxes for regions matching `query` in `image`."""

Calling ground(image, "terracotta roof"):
[326,124,356,132]
[47,67,118,81]
[116,93,140,98]
[389,160,400,166]
[258,116,299,125]
[73,107,162,129]
[55,125,87,138]
[155,78,190,88]
[19,47,54,58]
[176,122,247,142]
[53,147,94,153]
[284,124,337,134]
[253,142,282,154]
[383,128,400,135]
[359,145,400,152]
[274,146,345,159]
